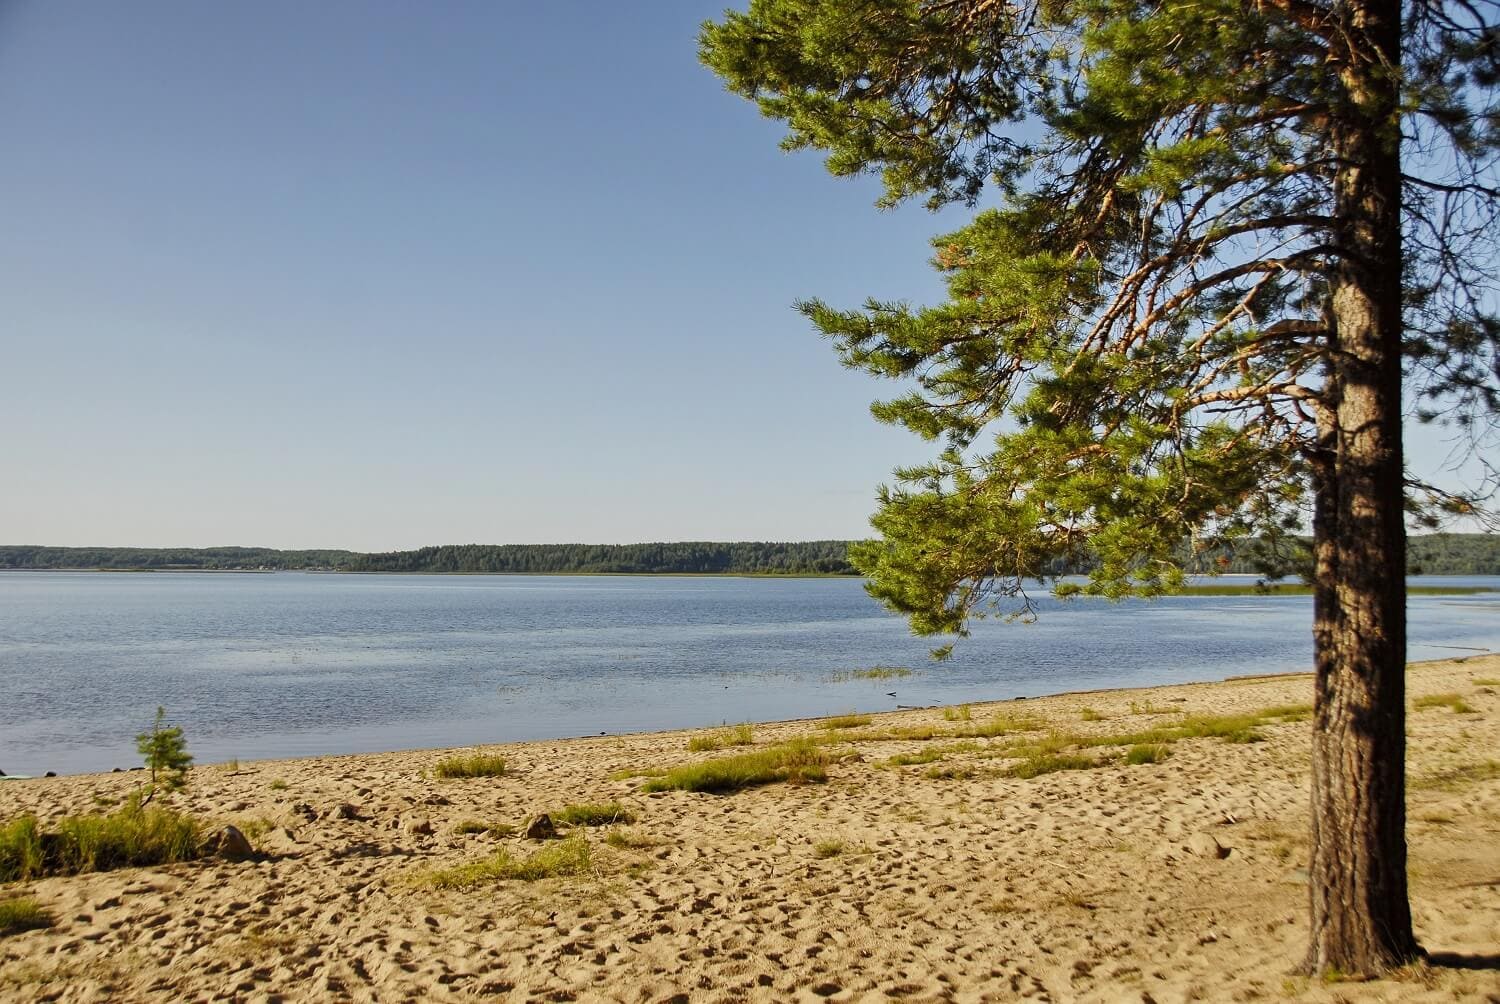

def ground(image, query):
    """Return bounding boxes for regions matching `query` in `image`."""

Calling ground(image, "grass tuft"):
[1,805,202,881]
[433,752,509,779]
[687,724,755,752]
[812,839,849,858]
[640,740,828,793]
[454,820,516,838]
[553,802,635,827]
[820,713,873,730]
[1007,753,1100,779]
[1413,693,1477,714]
[1472,677,1500,686]
[960,713,1039,738]
[942,705,973,722]
[0,898,53,937]
[425,835,591,889]
[1125,744,1171,765]
[888,748,945,767]
[1080,707,1106,722]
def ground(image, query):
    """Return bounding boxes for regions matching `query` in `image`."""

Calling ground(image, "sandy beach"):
[2,656,1498,1003]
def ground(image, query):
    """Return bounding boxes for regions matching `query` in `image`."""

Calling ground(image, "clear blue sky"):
[0,1,1487,549]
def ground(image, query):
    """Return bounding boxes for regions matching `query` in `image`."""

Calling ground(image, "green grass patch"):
[433,752,509,778]
[1125,744,1172,765]
[1007,753,1100,779]
[1,805,203,881]
[889,748,945,767]
[687,724,755,752]
[640,740,828,793]
[425,835,592,889]
[454,820,516,838]
[1413,693,1477,714]
[923,764,977,780]
[888,741,981,768]
[1472,677,1499,686]
[1080,707,1106,722]
[0,898,52,937]
[1258,703,1313,722]
[1128,700,1171,715]
[958,713,1040,738]
[553,802,635,827]
[831,666,914,682]
[942,705,973,722]
[1174,712,1267,743]
[820,713,873,730]
[268,779,288,791]
[1411,760,1500,791]
[1003,731,1080,759]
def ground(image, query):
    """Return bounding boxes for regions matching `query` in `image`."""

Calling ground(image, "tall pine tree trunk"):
[1303,0,1419,975]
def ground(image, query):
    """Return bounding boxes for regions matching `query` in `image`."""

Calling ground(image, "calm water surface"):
[2,571,1498,776]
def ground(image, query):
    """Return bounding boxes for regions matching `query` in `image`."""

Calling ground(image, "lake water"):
[2,571,1498,776]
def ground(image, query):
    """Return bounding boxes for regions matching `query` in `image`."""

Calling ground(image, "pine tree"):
[702,0,1497,976]
[135,706,193,804]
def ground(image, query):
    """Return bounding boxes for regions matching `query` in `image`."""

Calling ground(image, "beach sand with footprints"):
[3,656,1499,1003]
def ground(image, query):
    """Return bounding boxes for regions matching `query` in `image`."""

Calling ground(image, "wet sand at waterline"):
[2,657,1498,1003]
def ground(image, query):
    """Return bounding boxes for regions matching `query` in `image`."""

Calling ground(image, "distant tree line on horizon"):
[3,534,1498,576]
[345,541,857,574]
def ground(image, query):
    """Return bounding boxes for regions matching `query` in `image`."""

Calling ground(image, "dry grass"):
[1412,759,1500,791]
[820,713,873,730]
[686,724,755,752]
[424,835,592,889]
[1413,693,1477,714]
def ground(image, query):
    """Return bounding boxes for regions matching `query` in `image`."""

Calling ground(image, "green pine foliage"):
[136,706,192,801]
[700,0,1498,635]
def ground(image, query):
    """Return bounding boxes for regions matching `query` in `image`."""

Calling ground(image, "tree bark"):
[1303,0,1419,976]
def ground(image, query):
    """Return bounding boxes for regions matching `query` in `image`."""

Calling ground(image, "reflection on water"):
[2,571,1497,775]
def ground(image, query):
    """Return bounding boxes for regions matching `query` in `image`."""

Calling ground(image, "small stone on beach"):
[523,813,557,840]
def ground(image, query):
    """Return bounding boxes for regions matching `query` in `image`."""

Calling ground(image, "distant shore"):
[3,656,1498,1001]
[5,566,1495,596]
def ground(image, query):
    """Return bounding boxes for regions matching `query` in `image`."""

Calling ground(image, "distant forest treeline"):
[2,533,1497,576]
[347,541,856,575]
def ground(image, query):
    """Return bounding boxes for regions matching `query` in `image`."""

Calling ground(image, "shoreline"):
[7,653,1496,783]
[4,655,1499,1001]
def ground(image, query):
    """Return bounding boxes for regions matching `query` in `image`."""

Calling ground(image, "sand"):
[2,655,1498,1003]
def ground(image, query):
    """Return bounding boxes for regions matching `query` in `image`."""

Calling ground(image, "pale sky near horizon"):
[1,1,1491,550]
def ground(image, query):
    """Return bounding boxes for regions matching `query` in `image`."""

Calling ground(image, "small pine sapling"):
[136,706,193,804]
